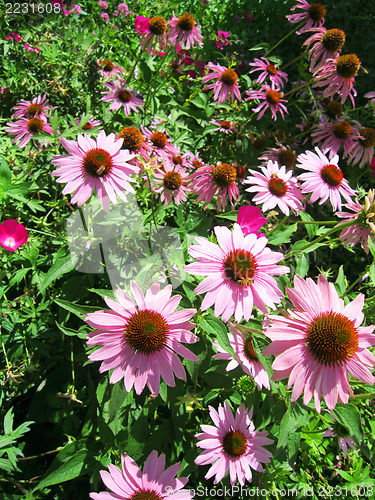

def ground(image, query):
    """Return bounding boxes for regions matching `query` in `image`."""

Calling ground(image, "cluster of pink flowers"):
[6,32,22,42]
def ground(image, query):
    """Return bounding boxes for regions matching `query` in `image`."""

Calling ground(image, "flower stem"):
[264,21,306,57]
[280,50,308,71]
[283,79,315,98]
[126,49,143,85]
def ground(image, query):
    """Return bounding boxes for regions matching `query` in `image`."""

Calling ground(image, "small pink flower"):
[135,15,150,34]
[118,3,129,13]
[14,34,22,42]
[249,57,288,88]
[237,205,267,237]
[97,0,108,8]
[73,4,81,14]
[0,220,28,252]
[214,31,230,50]
[244,11,253,22]
[100,12,109,21]
[202,62,241,104]
[6,35,13,41]
[245,85,288,121]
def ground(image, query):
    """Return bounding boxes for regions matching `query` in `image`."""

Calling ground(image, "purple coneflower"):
[97,59,125,79]
[245,85,288,121]
[101,80,144,115]
[286,0,326,34]
[210,119,236,134]
[140,16,168,53]
[153,158,190,206]
[304,27,346,72]
[259,144,296,169]
[202,62,241,104]
[311,119,360,158]
[168,12,202,49]
[6,115,53,148]
[346,122,375,168]
[12,93,53,119]
[249,57,288,88]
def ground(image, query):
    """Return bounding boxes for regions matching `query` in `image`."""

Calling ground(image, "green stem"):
[342,271,368,296]
[280,50,308,71]
[264,21,306,57]
[126,49,143,85]
[283,79,315,98]
[142,47,172,116]
[267,215,288,237]
[349,392,375,401]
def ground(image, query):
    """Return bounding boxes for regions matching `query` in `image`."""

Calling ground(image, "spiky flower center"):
[212,163,236,187]
[149,16,167,35]
[220,69,238,86]
[278,149,296,168]
[323,99,343,119]
[268,175,287,197]
[333,121,351,139]
[223,249,257,286]
[151,131,168,148]
[266,90,281,105]
[320,164,343,187]
[28,103,43,116]
[266,64,277,76]
[235,164,246,179]
[119,126,143,151]
[163,171,183,190]
[306,312,358,365]
[236,375,256,394]
[193,160,203,169]
[83,148,113,177]
[125,309,168,354]
[130,490,163,500]
[336,54,361,79]
[220,120,231,129]
[360,127,375,148]
[308,3,326,21]
[101,59,114,72]
[27,117,44,133]
[177,13,195,31]
[172,155,183,165]
[222,431,247,457]
[82,122,93,130]
[118,90,131,103]
[243,337,258,361]
[322,29,346,53]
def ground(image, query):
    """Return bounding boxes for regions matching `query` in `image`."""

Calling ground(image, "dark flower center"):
[118,90,131,103]
[306,312,358,365]
[266,64,277,76]
[278,149,296,168]
[151,131,168,148]
[27,117,44,133]
[308,3,326,21]
[119,126,143,151]
[149,16,167,35]
[83,148,113,177]
[360,127,375,148]
[130,489,163,500]
[235,164,246,179]
[220,120,231,129]
[220,69,238,86]
[266,90,281,105]
[252,135,266,150]
[320,164,343,187]
[125,309,168,354]
[243,337,258,361]
[177,13,195,31]
[323,99,343,119]
[82,122,93,130]
[336,54,361,79]
[223,249,257,286]
[172,155,183,165]
[101,59,114,72]
[322,29,346,53]
[193,160,203,169]
[27,103,43,116]
[163,171,183,190]
[222,431,247,457]
[212,163,236,187]
[333,121,351,139]
[268,175,287,197]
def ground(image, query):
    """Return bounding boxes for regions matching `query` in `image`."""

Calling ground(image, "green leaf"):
[55,322,87,339]
[216,211,238,221]
[0,158,11,184]
[39,255,74,293]
[54,298,99,320]
[35,447,88,490]
[333,404,363,444]
[200,317,235,358]
[335,265,347,294]
[268,223,298,245]
[140,61,151,83]
[299,211,318,237]
[276,402,310,456]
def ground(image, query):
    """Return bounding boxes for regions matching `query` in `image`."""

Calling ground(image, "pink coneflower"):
[245,161,304,216]
[189,162,239,211]
[51,130,139,212]
[249,57,288,88]
[317,98,344,122]
[263,274,375,412]
[336,190,375,254]
[141,126,178,158]
[202,62,241,104]
[237,205,267,237]
[0,220,28,251]
[12,94,53,119]
[296,147,356,211]
[286,0,326,35]
[153,159,190,206]
[311,119,360,158]
[213,323,270,389]
[90,450,194,500]
[75,115,101,130]
[245,85,288,121]
[313,54,361,106]
[304,27,346,72]
[140,16,168,53]
[118,126,152,163]
[85,281,198,395]
[97,59,125,79]
[209,119,236,134]
[346,122,375,168]
[6,115,53,148]
[101,80,143,115]
[259,145,296,169]
[168,12,202,49]
[185,223,289,322]
[195,402,273,485]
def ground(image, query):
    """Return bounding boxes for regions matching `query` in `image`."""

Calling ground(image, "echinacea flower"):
[140,16,168,53]
[318,98,343,122]
[141,126,178,158]
[195,402,273,485]
[237,205,267,237]
[90,450,194,500]
[346,122,375,168]
[303,27,346,72]
[263,274,375,412]
[0,220,28,251]
[185,223,289,322]
[97,59,125,79]
[202,62,241,104]
[118,126,152,163]
[12,94,53,119]
[75,115,101,131]
[51,130,139,212]
[85,281,198,395]
[209,119,235,134]
[189,161,239,211]
[259,145,296,169]
[6,115,53,148]
[286,0,326,35]
[168,12,202,49]
[153,158,190,206]
[249,57,288,88]
[311,119,360,158]
[245,161,304,216]
[245,85,288,121]
[296,147,356,211]
[101,80,144,115]
[213,322,270,389]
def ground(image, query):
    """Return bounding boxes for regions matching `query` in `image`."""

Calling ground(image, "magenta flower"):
[214,30,230,50]
[51,130,139,212]
[98,0,108,8]
[140,16,168,53]
[195,402,273,485]
[311,119,360,158]
[135,15,150,34]
[296,147,356,211]
[90,450,194,500]
[85,281,198,395]
[249,57,288,88]
[303,27,346,72]
[101,80,143,115]
[6,115,53,148]
[12,94,53,119]
[245,85,288,121]
[202,62,241,104]
[213,322,270,389]
[237,205,267,237]
[153,158,190,206]
[209,119,235,134]
[168,12,202,49]
[286,0,326,34]
[185,223,289,322]
[263,275,375,412]
[0,220,28,252]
